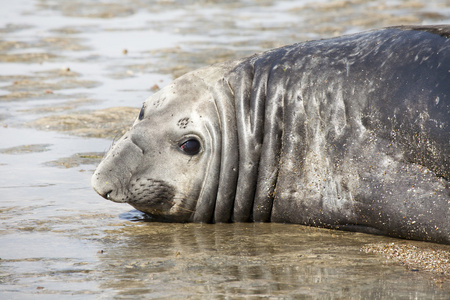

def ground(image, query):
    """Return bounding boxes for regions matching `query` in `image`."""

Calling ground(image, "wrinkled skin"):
[92,26,450,244]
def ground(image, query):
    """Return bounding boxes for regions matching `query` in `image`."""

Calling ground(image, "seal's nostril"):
[105,190,113,200]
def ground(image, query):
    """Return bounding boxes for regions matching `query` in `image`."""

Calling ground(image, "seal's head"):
[91,63,237,222]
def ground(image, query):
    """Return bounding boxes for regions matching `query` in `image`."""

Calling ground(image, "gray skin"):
[92,25,450,244]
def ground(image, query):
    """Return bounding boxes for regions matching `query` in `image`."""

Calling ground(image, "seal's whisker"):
[168,197,196,213]
[110,133,123,150]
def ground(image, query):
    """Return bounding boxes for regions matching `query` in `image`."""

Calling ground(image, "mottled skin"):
[92,26,450,244]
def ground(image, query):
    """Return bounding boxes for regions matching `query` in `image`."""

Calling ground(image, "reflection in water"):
[97,222,447,298]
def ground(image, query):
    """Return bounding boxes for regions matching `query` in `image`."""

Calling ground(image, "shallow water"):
[1,0,449,298]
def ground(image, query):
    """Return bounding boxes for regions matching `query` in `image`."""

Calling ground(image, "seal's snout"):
[91,172,110,198]
[91,168,116,200]
[91,137,145,203]
[91,172,125,203]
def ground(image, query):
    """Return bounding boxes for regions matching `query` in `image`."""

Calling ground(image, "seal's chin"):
[133,209,190,223]
[129,199,194,223]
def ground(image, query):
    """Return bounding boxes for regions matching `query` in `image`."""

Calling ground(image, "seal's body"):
[92,26,450,244]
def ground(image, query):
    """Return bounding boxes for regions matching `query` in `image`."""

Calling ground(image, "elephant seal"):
[92,25,450,244]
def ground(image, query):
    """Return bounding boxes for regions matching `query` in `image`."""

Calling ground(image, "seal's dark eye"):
[138,105,145,120]
[180,139,201,155]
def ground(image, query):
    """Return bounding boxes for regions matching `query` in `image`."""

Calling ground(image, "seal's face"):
[91,74,220,221]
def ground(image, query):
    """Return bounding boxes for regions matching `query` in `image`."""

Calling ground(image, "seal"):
[92,25,450,244]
